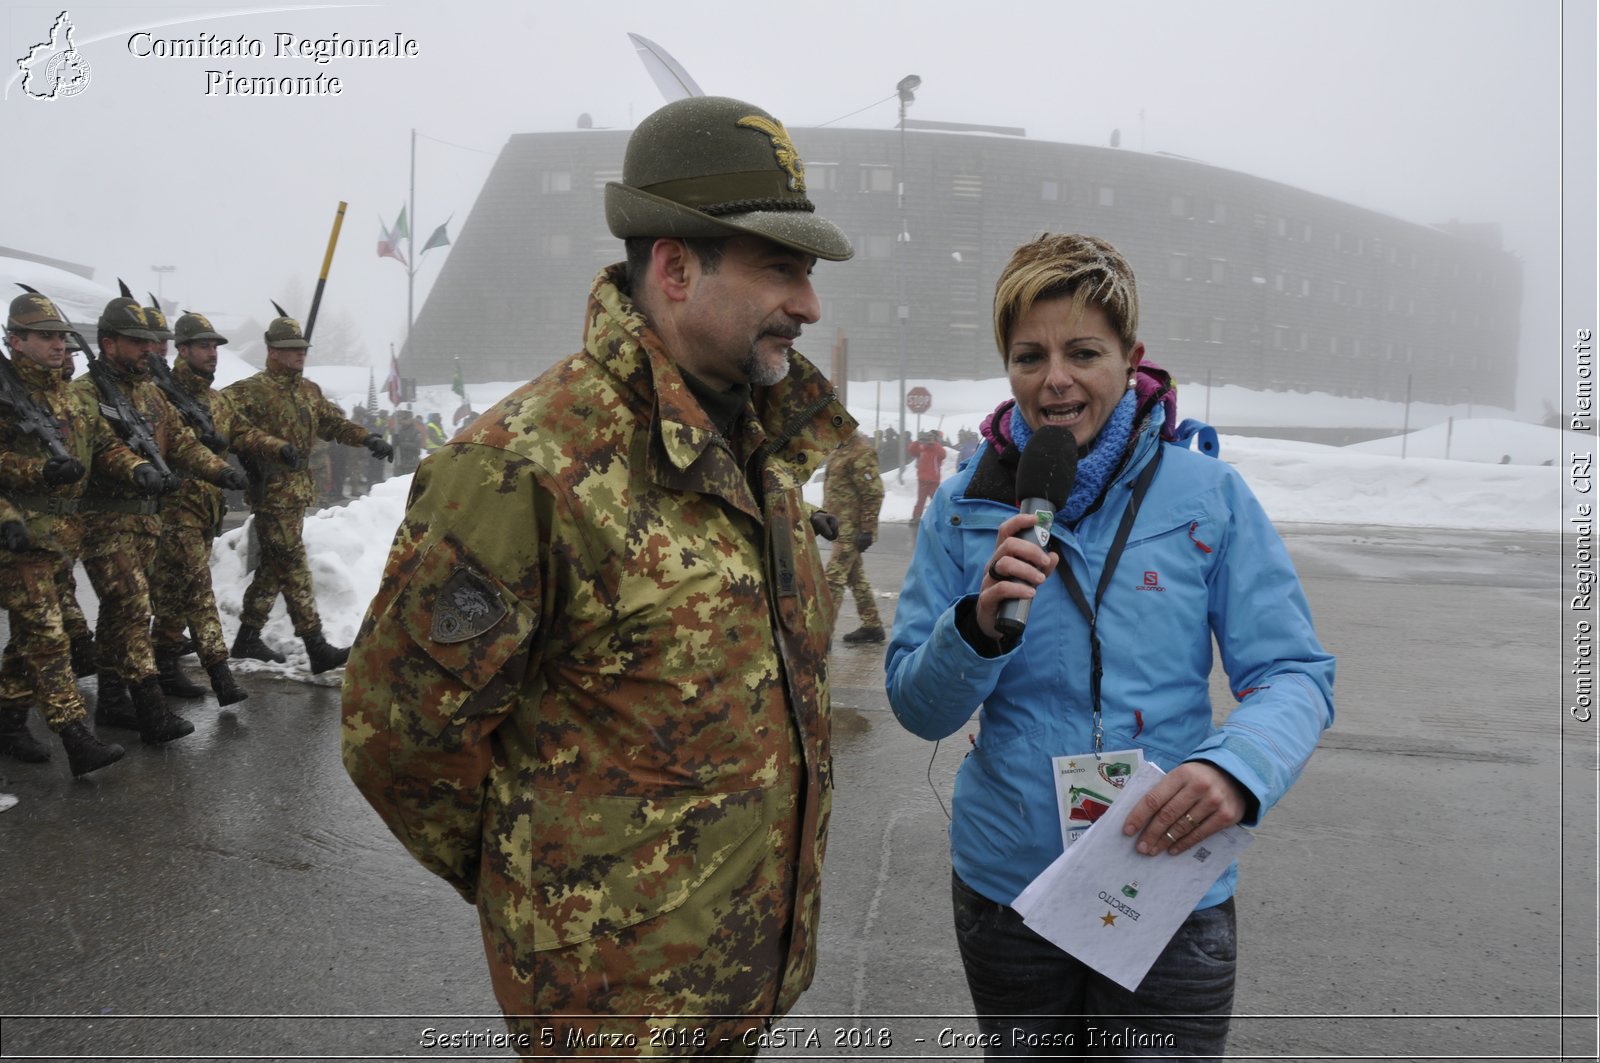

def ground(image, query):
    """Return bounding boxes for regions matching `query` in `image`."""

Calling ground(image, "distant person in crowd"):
[906,428,947,528]
[422,411,448,452]
[956,426,980,464]
[823,430,886,644]
[390,409,422,474]
[886,232,1334,1058]
[343,94,854,1054]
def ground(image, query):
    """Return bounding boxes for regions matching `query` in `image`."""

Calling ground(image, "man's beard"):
[742,323,799,387]
[742,345,790,387]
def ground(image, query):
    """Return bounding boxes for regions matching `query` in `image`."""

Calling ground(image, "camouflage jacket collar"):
[10,355,68,393]
[584,266,852,500]
[173,358,213,398]
[263,361,303,387]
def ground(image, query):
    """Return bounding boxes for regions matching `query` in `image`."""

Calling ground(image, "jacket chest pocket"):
[1113,514,1212,604]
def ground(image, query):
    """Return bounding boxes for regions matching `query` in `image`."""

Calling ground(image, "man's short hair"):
[621,236,727,294]
[992,233,1140,361]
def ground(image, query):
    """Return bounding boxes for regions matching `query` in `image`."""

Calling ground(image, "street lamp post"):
[895,74,920,484]
[151,264,176,302]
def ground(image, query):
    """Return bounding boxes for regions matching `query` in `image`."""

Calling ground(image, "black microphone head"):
[1015,425,1079,509]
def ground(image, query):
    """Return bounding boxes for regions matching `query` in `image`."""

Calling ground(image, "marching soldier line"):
[0,291,394,777]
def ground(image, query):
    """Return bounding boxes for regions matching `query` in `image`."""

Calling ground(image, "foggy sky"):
[0,0,1579,416]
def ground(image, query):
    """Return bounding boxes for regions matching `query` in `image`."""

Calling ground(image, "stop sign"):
[906,386,933,414]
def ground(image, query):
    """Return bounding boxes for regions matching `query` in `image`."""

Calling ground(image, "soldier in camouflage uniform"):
[223,317,393,672]
[52,356,97,677]
[0,293,162,774]
[822,430,886,643]
[148,313,297,705]
[342,96,855,1057]
[72,298,246,745]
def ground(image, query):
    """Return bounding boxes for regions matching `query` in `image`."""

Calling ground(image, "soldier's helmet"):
[98,297,159,341]
[173,312,229,345]
[6,292,75,333]
[263,316,309,349]
[605,96,853,262]
[143,305,174,342]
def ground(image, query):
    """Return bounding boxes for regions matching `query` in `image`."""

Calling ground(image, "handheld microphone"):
[995,425,1078,637]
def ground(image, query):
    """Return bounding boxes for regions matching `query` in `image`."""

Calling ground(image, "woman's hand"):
[975,511,1059,640]
[1122,762,1248,856]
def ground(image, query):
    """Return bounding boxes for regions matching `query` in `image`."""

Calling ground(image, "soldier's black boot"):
[0,703,51,763]
[94,670,140,730]
[58,720,124,777]
[302,631,349,675]
[69,634,97,678]
[132,676,194,745]
[155,645,207,699]
[175,637,197,658]
[206,661,248,707]
[231,624,287,664]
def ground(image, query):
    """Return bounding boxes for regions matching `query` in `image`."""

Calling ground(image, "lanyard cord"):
[1053,445,1165,754]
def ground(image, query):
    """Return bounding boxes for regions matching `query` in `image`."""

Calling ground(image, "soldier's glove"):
[809,510,839,542]
[160,472,182,495]
[200,431,228,454]
[1,521,32,552]
[278,443,300,468]
[42,455,86,486]
[131,463,164,496]
[854,531,874,553]
[364,434,395,462]
[216,467,249,492]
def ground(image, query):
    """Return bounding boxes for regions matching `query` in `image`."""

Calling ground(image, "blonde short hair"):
[992,233,1140,361]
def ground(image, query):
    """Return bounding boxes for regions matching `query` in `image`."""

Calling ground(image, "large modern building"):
[405,125,1520,406]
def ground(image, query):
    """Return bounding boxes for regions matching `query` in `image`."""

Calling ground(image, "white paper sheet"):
[1013,761,1252,991]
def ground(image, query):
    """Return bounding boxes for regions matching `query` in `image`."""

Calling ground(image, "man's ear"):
[651,238,694,304]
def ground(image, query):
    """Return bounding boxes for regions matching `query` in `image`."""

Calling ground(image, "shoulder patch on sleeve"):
[431,567,509,644]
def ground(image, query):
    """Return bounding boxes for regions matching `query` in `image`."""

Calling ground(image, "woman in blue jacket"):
[886,233,1334,1058]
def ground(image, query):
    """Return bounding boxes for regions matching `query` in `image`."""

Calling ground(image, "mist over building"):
[401,124,1520,410]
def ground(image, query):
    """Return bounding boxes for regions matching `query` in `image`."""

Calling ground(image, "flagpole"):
[407,126,416,371]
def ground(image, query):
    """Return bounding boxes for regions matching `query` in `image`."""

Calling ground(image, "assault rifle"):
[145,292,225,452]
[0,348,74,463]
[16,284,175,483]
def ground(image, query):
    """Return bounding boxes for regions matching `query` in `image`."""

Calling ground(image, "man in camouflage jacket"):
[149,312,295,705]
[222,316,393,672]
[822,430,886,643]
[342,96,855,1056]
[0,294,161,773]
[72,298,245,745]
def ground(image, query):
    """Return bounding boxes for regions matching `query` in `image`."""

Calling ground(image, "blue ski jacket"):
[886,414,1335,910]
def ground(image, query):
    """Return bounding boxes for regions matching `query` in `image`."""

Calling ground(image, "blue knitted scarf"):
[1009,390,1138,523]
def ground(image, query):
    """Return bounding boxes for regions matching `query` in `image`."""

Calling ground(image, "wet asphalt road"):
[0,521,1594,1061]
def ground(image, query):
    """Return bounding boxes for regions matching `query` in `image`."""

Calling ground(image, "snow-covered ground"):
[202,368,1574,679]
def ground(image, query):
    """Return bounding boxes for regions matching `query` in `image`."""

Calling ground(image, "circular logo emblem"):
[45,50,91,98]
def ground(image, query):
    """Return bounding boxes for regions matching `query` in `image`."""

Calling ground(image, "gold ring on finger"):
[1182,813,1198,827]
[1163,830,1177,843]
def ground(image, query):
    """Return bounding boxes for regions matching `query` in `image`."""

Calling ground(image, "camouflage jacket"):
[822,433,885,541]
[70,359,234,541]
[222,363,369,512]
[342,266,854,1042]
[0,355,148,559]
[162,360,289,532]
